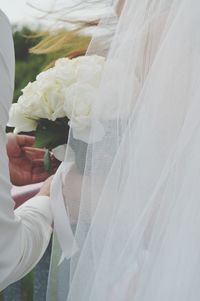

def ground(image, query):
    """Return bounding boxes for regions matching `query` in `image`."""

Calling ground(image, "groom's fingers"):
[23,147,59,163]
[32,159,45,167]
[17,135,35,147]
[31,171,51,183]
[31,167,58,183]
[32,158,60,170]
[34,158,60,171]
[33,166,57,173]
[23,147,46,160]
[32,159,60,169]
[23,146,45,154]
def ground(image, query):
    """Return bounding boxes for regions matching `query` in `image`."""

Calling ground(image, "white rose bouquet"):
[8,55,105,171]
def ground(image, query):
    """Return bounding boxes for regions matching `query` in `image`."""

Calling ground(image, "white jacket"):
[0,10,53,291]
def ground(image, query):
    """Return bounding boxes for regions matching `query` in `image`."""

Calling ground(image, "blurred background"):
[1,0,91,102]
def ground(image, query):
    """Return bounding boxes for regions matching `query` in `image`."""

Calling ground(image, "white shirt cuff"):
[16,195,53,226]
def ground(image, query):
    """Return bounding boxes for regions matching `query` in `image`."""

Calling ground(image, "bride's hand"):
[62,164,84,224]
[37,176,54,197]
[62,163,103,223]
[62,164,83,202]
[116,0,125,17]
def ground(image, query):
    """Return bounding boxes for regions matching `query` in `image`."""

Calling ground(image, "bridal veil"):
[47,0,200,300]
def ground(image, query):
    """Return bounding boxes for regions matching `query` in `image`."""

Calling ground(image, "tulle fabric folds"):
[47,0,200,300]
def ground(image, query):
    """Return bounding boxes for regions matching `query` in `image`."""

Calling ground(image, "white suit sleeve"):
[0,10,53,291]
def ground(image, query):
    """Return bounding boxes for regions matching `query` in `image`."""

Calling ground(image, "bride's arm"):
[0,10,53,290]
[116,0,125,17]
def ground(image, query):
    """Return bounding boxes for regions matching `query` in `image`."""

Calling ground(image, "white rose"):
[74,55,105,67]
[63,83,104,142]
[63,82,96,120]
[18,93,51,121]
[19,78,66,121]
[8,103,38,133]
[11,55,106,137]
[36,67,55,81]
[74,55,105,87]
[38,77,66,121]
[54,58,77,85]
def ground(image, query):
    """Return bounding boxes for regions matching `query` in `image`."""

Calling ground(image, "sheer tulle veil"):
[47,0,200,300]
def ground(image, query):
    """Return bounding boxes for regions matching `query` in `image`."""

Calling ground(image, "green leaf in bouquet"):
[34,118,70,150]
[44,149,53,173]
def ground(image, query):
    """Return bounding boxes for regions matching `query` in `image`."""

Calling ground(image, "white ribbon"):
[50,162,78,261]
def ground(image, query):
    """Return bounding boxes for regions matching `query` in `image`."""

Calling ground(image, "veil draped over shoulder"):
[47,0,200,300]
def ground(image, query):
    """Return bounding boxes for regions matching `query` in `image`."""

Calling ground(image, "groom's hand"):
[6,133,59,186]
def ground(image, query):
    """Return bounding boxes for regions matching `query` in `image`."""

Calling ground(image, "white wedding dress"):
[48,0,200,300]
[0,10,53,291]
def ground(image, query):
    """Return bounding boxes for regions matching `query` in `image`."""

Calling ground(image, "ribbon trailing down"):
[50,162,78,261]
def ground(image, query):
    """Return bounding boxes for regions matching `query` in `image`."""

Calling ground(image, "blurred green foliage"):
[13,25,90,102]
[13,26,45,102]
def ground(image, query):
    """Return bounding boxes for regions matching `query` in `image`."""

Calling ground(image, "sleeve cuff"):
[16,195,53,226]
